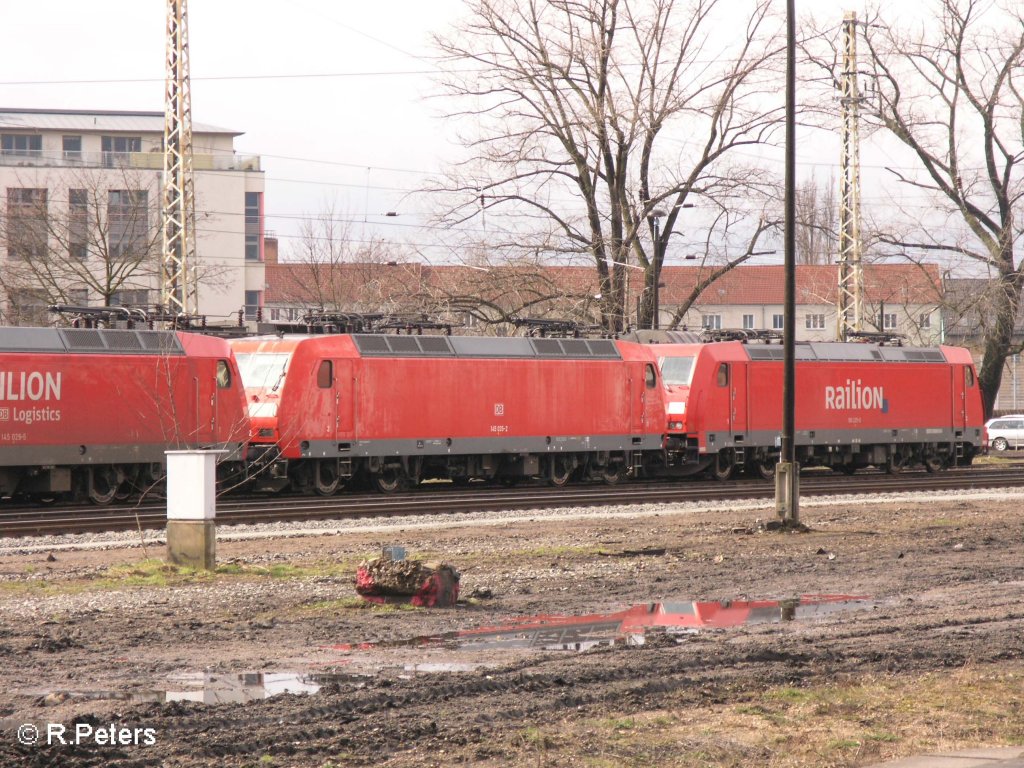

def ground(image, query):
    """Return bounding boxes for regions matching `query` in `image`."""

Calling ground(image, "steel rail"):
[0,466,1021,539]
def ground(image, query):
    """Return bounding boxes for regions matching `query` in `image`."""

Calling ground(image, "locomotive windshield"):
[659,356,695,386]
[234,352,291,391]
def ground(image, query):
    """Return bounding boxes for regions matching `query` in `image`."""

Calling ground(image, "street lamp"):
[649,202,696,330]
[650,209,666,330]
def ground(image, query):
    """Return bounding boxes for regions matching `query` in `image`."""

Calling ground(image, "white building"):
[0,108,264,325]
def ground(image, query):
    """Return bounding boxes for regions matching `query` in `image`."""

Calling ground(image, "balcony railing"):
[0,150,261,172]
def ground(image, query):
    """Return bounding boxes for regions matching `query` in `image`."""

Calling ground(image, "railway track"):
[0,464,1020,540]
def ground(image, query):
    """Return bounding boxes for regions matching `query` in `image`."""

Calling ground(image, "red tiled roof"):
[264,261,943,308]
[659,263,942,306]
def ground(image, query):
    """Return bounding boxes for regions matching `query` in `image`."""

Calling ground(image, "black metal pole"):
[779,0,799,523]
[652,217,661,330]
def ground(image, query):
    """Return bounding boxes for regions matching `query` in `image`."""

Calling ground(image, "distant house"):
[943,277,1024,414]
[263,247,945,345]
[0,108,265,324]
[659,263,944,344]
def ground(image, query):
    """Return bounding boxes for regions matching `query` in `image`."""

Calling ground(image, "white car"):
[985,415,1024,451]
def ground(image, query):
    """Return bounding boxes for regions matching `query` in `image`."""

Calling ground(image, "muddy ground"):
[0,485,1023,768]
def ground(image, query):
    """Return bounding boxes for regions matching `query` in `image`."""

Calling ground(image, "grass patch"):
[487,662,1024,767]
[0,557,367,598]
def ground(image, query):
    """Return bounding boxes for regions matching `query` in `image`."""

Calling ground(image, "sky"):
[0,0,937,265]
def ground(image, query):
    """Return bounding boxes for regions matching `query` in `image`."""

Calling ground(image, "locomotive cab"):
[231,341,296,493]
[658,351,700,466]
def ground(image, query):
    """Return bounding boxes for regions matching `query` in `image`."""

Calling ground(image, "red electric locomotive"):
[230,334,665,494]
[645,334,985,478]
[0,326,249,503]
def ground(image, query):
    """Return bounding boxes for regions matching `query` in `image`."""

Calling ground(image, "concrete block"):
[167,520,216,570]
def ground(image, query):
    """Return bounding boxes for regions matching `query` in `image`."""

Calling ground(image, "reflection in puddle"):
[332,594,876,653]
[22,596,876,708]
[161,671,322,704]
[26,672,348,708]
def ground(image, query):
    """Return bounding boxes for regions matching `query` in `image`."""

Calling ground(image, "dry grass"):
[492,661,1024,767]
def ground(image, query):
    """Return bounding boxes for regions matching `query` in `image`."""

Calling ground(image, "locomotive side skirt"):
[297,433,665,459]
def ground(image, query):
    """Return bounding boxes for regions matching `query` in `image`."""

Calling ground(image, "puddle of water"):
[331,594,876,653]
[19,596,876,708]
[161,671,322,704]
[22,671,368,708]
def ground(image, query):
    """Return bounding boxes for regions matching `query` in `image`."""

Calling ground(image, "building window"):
[62,136,82,161]
[66,288,88,306]
[919,312,931,329]
[245,290,262,320]
[69,188,88,259]
[805,313,826,330]
[6,289,48,326]
[1,134,42,158]
[101,136,141,167]
[742,314,755,329]
[107,190,149,260]
[701,314,722,330]
[882,312,898,330]
[110,289,150,307]
[772,314,784,330]
[6,188,48,260]
[245,192,262,261]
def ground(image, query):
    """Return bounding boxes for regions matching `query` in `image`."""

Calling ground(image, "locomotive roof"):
[0,327,184,355]
[742,342,947,363]
[237,333,623,360]
[352,334,622,360]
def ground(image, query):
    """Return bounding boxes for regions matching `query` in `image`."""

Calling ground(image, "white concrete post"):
[165,449,224,569]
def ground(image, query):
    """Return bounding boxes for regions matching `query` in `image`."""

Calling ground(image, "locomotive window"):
[235,352,290,390]
[645,364,657,389]
[216,360,231,389]
[317,360,333,388]
[965,367,975,387]
[659,356,695,386]
[717,363,729,387]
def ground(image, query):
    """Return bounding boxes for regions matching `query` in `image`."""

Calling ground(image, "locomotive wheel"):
[753,458,776,480]
[711,450,734,481]
[548,456,573,487]
[924,455,945,473]
[599,463,627,485]
[114,467,134,502]
[373,466,407,494]
[991,437,1009,452]
[885,452,908,475]
[314,460,342,496]
[88,466,123,506]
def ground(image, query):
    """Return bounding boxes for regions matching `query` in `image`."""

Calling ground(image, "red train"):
[0,327,248,503]
[230,332,985,494]
[230,333,664,494]
[652,336,985,479]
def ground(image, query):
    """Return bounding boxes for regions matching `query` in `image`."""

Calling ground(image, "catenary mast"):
[162,0,198,317]
[837,11,864,340]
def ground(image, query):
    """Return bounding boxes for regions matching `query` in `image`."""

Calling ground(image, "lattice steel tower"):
[837,11,864,340]
[162,0,198,317]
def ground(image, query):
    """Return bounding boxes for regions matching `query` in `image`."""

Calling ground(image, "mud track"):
[1,489,1022,767]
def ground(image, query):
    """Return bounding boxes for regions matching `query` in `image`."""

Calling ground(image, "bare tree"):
[854,0,1024,415]
[276,203,400,314]
[0,167,162,323]
[795,173,837,265]
[433,0,784,332]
